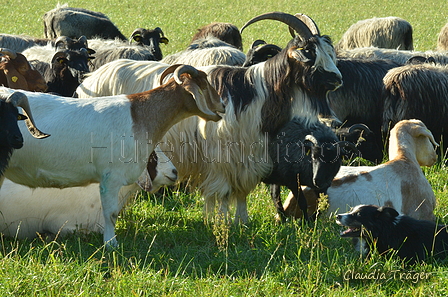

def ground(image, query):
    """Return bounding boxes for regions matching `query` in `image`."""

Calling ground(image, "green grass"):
[2,0,448,296]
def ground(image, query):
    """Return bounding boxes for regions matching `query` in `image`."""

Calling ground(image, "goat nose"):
[336,214,342,220]
[172,168,178,176]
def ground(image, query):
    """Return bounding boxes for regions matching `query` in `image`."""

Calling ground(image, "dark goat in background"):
[191,22,243,50]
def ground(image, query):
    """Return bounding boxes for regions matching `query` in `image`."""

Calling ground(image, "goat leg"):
[270,184,287,222]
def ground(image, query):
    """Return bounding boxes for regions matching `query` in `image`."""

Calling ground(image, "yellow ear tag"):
[11,76,18,83]
[306,150,311,156]
[297,48,304,51]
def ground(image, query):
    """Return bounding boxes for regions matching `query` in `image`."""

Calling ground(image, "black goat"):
[129,28,169,61]
[31,48,92,96]
[263,117,357,221]
[243,40,282,67]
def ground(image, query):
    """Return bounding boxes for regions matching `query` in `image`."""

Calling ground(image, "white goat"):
[336,16,414,50]
[1,64,224,247]
[282,119,438,221]
[0,147,177,239]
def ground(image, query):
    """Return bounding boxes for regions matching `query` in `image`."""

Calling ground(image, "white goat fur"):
[337,46,448,65]
[75,56,341,222]
[283,119,438,221]
[0,147,177,238]
[336,17,413,50]
[161,46,246,67]
[0,73,222,246]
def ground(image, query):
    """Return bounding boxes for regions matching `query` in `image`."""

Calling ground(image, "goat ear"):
[3,68,28,90]
[377,206,399,219]
[17,114,28,121]
[412,125,439,147]
[160,37,169,45]
[181,76,218,117]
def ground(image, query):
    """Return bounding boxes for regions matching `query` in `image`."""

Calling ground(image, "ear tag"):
[306,150,311,156]
[11,76,18,83]
[17,114,28,121]
[297,48,304,51]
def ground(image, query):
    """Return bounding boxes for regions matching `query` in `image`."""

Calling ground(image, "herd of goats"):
[1,4,448,259]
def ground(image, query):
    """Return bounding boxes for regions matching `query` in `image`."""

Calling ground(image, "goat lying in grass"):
[282,119,438,221]
[0,147,177,239]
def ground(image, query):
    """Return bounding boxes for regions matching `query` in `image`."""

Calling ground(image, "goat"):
[26,48,91,96]
[0,92,50,178]
[283,119,438,221]
[161,37,246,67]
[43,4,127,40]
[263,117,357,221]
[243,40,282,67]
[383,64,448,146]
[129,27,169,61]
[336,17,413,51]
[0,48,47,92]
[1,64,224,247]
[0,147,177,239]
[75,12,343,224]
[437,23,448,51]
[337,46,448,66]
[190,22,243,50]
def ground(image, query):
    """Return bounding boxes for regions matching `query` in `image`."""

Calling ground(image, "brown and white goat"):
[1,64,224,247]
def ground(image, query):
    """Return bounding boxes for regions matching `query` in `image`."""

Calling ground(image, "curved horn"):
[54,36,72,49]
[337,141,359,156]
[0,48,17,59]
[173,65,199,85]
[288,13,321,38]
[253,43,282,54]
[5,92,50,139]
[159,64,183,85]
[250,39,267,48]
[348,123,372,134]
[154,27,165,37]
[240,12,313,40]
[304,134,318,145]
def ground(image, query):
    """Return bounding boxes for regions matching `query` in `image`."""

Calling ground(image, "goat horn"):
[159,64,183,85]
[174,65,199,85]
[250,39,267,48]
[348,123,372,134]
[5,92,50,139]
[130,28,145,39]
[0,48,17,59]
[304,134,318,145]
[54,36,72,48]
[288,13,321,38]
[240,12,313,40]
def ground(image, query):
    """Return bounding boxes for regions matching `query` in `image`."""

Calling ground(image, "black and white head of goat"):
[130,28,169,61]
[237,12,343,135]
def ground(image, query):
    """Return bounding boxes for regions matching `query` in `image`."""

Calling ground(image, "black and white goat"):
[0,92,50,178]
[75,12,343,223]
[1,64,224,247]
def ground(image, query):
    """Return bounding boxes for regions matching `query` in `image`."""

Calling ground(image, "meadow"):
[2,0,448,296]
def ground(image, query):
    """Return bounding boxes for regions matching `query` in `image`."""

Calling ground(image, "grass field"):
[2,0,448,296]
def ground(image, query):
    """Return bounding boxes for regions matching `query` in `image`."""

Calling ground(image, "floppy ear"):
[411,124,439,147]
[181,75,219,117]
[3,66,28,90]
[377,206,399,219]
